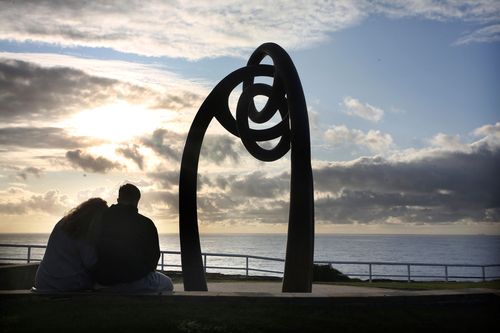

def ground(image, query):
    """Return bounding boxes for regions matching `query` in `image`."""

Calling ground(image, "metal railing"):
[158,250,285,276]
[313,260,500,282]
[1,243,499,282]
[0,244,47,263]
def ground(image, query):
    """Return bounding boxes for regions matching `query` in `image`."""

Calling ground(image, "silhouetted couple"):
[35,184,173,292]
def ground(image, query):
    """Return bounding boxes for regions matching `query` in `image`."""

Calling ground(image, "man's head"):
[117,183,141,207]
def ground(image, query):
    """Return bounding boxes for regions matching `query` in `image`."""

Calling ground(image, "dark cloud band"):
[66,149,121,173]
[0,127,100,149]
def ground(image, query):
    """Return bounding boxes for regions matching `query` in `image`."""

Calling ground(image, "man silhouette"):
[94,183,173,291]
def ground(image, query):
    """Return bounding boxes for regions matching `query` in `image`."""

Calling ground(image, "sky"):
[0,0,499,235]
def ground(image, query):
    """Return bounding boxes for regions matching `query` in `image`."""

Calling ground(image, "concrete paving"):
[1,282,497,300]
[170,281,498,298]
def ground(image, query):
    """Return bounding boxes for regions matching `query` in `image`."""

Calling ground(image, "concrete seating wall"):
[0,263,39,290]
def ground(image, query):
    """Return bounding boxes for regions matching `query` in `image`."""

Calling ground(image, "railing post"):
[27,246,31,263]
[407,264,411,282]
[482,266,486,282]
[369,263,372,283]
[246,256,249,277]
[445,265,448,282]
[203,254,207,273]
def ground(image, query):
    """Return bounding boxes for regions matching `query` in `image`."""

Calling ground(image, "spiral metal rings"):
[236,83,290,162]
[179,43,314,292]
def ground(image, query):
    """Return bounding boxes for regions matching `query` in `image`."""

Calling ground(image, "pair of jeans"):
[96,271,173,293]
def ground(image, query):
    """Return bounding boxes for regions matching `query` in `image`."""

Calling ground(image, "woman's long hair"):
[59,198,108,240]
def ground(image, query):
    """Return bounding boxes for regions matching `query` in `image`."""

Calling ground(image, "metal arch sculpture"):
[179,42,314,292]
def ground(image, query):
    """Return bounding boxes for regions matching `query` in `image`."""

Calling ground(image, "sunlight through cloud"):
[64,102,162,143]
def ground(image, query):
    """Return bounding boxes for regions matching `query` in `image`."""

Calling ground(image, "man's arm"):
[145,219,161,271]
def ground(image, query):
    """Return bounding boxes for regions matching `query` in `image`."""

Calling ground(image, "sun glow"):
[65,102,161,142]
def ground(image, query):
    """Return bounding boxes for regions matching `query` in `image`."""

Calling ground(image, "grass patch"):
[324,280,500,290]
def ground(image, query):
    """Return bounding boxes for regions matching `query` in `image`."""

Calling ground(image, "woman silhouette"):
[35,198,108,291]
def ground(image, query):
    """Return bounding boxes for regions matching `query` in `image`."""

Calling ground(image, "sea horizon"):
[2,233,499,280]
[1,231,500,236]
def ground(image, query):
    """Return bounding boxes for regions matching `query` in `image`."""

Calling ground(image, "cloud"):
[142,129,184,161]
[16,167,43,180]
[142,168,290,225]
[201,135,242,165]
[65,149,121,173]
[181,171,290,224]
[142,129,244,165]
[0,165,44,181]
[147,171,180,190]
[0,57,203,132]
[140,123,500,227]
[140,190,179,217]
[116,144,145,170]
[197,192,235,212]
[0,1,364,59]
[0,58,155,123]
[369,1,500,22]
[0,127,101,149]
[324,125,394,153]
[472,122,500,148]
[153,92,204,110]
[0,52,208,96]
[312,190,498,225]
[368,1,500,47]
[1,1,497,60]
[429,133,464,150]
[454,24,500,45]
[226,171,289,198]
[342,96,384,122]
[474,122,500,137]
[0,190,68,215]
[312,139,500,224]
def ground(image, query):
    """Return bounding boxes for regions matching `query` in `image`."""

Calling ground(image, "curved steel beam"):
[179,43,314,292]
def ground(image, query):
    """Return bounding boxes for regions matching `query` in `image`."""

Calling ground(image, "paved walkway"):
[170,281,498,298]
[1,282,497,299]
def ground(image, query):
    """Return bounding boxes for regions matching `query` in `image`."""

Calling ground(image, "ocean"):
[1,233,500,281]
